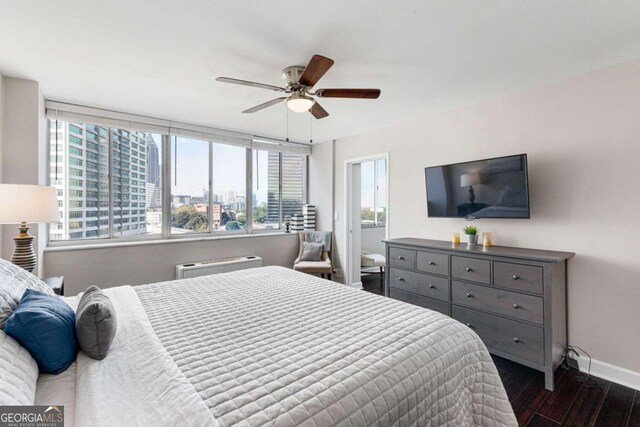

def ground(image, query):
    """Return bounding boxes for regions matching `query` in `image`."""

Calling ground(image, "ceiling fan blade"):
[315,88,381,99]
[310,102,329,119]
[216,77,286,92]
[242,97,287,114]
[298,55,335,87]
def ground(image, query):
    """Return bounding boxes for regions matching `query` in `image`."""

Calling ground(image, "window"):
[361,159,387,227]
[171,137,209,234]
[48,118,308,243]
[281,153,305,222]
[212,143,246,232]
[48,120,162,241]
[252,150,279,230]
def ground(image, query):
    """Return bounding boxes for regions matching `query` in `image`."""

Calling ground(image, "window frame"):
[360,158,386,228]
[47,120,308,246]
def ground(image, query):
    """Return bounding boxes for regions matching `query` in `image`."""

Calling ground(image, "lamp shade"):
[460,172,481,187]
[0,184,59,224]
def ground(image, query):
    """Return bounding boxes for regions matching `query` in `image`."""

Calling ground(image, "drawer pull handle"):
[512,275,520,280]
[465,323,473,328]
[398,256,405,261]
[513,337,521,343]
[513,304,520,309]
[465,267,473,272]
[466,293,473,298]
[398,277,405,282]
[428,261,435,265]
[428,284,435,289]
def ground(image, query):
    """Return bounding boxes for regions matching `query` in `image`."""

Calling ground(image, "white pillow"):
[0,329,39,405]
[0,258,54,329]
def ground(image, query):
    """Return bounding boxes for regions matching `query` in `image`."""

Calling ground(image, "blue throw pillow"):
[4,289,78,374]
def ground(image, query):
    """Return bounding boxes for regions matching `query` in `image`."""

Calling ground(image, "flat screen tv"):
[425,154,530,219]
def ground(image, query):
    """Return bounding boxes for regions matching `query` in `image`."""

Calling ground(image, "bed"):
[33,266,516,426]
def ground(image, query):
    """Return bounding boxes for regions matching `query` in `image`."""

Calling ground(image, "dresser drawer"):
[451,256,491,284]
[453,306,544,365]
[388,268,449,302]
[390,288,450,316]
[416,250,449,276]
[494,261,543,294]
[451,281,543,325]
[388,247,416,270]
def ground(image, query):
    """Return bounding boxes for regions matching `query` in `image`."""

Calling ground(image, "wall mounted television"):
[425,154,530,219]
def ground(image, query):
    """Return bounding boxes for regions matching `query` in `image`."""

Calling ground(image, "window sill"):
[44,231,296,253]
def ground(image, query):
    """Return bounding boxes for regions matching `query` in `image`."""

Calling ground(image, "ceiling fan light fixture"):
[286,93,315,113]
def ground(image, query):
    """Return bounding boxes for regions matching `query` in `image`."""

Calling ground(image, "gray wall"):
[0,77,47,275]
[44,233,300,297]
[308,141,334,232]
[314,58,640,375]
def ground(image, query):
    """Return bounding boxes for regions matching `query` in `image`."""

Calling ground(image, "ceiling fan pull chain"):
[309,115,313,144]
[286,107,289,142]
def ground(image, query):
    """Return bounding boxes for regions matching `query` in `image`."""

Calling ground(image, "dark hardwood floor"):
[361,273,639,426]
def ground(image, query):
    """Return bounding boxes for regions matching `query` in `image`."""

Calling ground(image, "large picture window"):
[48,119,307,243]
[49,120,162,241]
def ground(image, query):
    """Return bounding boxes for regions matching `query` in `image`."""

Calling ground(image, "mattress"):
[135,266,517,426]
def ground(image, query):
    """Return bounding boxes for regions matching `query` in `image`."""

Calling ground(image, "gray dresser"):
[384,237,574,391]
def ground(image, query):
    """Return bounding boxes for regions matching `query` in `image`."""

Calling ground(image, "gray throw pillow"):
[75,286,117,360]
[301,241,324,261]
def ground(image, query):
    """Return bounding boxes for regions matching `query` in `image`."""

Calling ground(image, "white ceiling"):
[1,1,640,143]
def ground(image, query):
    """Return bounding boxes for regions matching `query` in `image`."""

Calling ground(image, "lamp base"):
[12,222,37,272]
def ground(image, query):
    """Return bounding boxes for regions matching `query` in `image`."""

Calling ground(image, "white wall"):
[44,233,300,297]
[308,141,334,232]
[0,73,4,258]
[327,59,640,375]
[0,77,47,275]
[361,226,386,255]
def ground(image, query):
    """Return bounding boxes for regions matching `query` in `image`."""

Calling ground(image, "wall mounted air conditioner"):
[175,256,263,279]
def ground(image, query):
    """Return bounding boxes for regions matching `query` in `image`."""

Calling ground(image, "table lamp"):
[0,184,59,272]
[460,172,481,204]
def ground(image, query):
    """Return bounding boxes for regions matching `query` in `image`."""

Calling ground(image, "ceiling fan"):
[216,54,381,119]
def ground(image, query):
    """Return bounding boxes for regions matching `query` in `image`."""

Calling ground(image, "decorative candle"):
[452,232,461,244]
[482,232,493,247]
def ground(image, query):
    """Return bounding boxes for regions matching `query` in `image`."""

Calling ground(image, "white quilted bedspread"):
[135,266,516,427]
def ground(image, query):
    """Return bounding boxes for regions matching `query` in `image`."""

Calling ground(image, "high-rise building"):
[223,190,236,204]
[49,122,148,240]
[146,134,161,187]
[267,152,304,223]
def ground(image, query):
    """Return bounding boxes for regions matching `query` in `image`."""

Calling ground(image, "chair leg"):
[327,274,332,281]
[320,273,324,279]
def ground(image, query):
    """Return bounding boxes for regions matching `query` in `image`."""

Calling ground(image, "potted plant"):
[463,225,479,245]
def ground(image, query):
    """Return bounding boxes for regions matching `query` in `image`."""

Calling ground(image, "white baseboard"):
[348,281,363,290]
[575,355,640,391]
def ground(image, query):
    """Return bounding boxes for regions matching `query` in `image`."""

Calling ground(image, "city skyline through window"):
[49,120,307,241]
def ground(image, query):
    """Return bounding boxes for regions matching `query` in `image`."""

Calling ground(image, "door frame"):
[344,152,390,288]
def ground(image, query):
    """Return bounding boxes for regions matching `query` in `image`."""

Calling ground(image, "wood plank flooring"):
[494,354,638,426]
[361,275,639,426]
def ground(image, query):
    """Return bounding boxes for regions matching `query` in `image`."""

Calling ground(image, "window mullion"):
[208,141,214,234]
[278,152,283,230]
[246,148,253,234]
[161,135,172,238]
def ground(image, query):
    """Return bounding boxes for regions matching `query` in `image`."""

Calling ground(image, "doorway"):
[344,153,389,289]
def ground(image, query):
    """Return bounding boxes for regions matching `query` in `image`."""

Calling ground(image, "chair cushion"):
[76,286,117,360]
[361,253,386,267]
[4,289,78,375]
[300,242,323,261]
[293,259,332,274]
